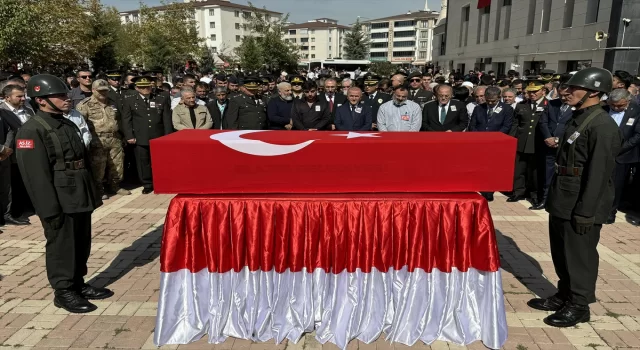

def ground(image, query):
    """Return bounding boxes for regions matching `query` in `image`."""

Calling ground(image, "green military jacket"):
[226,92,269,130]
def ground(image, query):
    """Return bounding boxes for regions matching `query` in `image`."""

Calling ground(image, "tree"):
[85,0,122,73]
[370,61,396,78]
[235,2,299,72]
[343,19,370,60]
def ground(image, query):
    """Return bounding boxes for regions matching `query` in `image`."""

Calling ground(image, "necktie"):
[144,97,149,106]
[412,90,417,98]
[189,107,197,129]
[369,94,374,100]
[329,96,334,112]
[440,105,447,124]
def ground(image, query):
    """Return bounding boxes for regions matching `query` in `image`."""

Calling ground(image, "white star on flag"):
[331,132,381,139]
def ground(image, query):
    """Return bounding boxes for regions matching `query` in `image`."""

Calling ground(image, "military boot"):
[97,184,108,200]
[109,183,131,196]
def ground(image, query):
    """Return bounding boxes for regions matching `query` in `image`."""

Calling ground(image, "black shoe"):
[627,217,640,226]
[53,290,97,313]
[80,284,114,300]
[529,202,546,210]
[527,295,566,311]
[142,188,153,194]
[506,195,525,203]
[486,194,494,202]
[605,216,616,225]
[543,302,590,328]
[3,216,30,226]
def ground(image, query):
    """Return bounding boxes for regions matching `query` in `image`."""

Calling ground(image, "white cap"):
[461,81,474,88]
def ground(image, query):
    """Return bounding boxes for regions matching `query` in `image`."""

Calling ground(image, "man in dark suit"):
[534,84,573,210]
[0,109,16,234]
[318,78,347,130]
[469,86,514,201]
[334,87,372,131]
[604,89,640,224]
[121,76,173,194]
[508,80,547,204]
[207,86,230,130]
[407,72,434,108]
[361,75,391,130]
[421,84,469,132]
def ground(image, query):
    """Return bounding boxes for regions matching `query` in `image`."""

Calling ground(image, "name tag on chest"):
[567,131,580,144]
[401,115,410,121]
[315,105,321,112]
[627,118,635,126]
[150,101,156,108]
[355,107,362,113]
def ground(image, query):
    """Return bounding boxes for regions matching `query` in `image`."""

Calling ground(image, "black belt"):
[555,163,582,176]
[65,160,85,170]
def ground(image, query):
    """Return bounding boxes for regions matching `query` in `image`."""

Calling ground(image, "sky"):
[103,0,441,25]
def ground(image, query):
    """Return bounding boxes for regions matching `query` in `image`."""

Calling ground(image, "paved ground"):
[0,190,639,350]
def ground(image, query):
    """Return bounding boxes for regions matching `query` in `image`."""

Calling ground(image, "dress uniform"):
[105,70,124,110]
[226,78,268,130]
[121,76,172,194]
[528,68,622,328]
[75,80,130,199]
[508,80,547,205]
[290,75,306,100]
[16,74,113,314]
[361,75,391,129]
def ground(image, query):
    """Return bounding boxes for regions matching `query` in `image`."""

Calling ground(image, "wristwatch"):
[554,137,559,144]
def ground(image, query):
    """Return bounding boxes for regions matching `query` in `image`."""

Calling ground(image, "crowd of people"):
[0,63,638,320]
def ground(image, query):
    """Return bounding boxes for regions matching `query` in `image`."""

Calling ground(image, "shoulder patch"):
[16,139,34,149]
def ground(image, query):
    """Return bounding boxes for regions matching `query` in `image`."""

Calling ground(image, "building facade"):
[119,0,281,57]
[433,0,640,75]
[283,19,349,63]
[361,10,440,66]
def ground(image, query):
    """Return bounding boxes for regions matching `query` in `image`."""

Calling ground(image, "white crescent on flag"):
[210,130,315,156]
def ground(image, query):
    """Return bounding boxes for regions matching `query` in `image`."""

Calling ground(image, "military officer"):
[76,79,131,200]
[121,76,172,194]
[528,67,621,328]
[508,79,548,207]
[16,74,112,314]
[105,70,123,109]
[226,77,268,130]
[362,74,391,130]
[290,75,306,100]
[227,76,240,98]
[407,71,434,108]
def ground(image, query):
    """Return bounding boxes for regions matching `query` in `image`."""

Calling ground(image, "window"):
[209,9,214,16]
[301,38,309,43]
[371,32,388,39]
[236,23,240,29]
[482,6,490,42]
[236,35,241,42]
[310,30,315,34]
[503,0,511,4]
[394,30,415,38]
[496,62,506,75]
[212,47,217,53]
[210,34,216,40]
[541,0,551,32]
[420,41,428,48]
[370,52,387,58]
[476,10,482,44]
[393,41,415,47]
[311,38,315,42]
[394,20,415,27]
[235,10,240,17]
[563,0,575,28]
[210,22,215,28]
[289,29,297,35]
[371,42,388,48]
[328,54,332,58]
[419,51,427,59]
[243,11,251,18]
[371,22,389,29]
[503,0,512,39]
[329,46,332,51]
[420,20,428,28]
[301,46,309,50]
[290,38,297,43]
[585,0,599,24]
[311,46,315,50]
[459,6,470,47]
[243,24,247,30]
[392,51,414,57]
[526,0,536,34]
[494,1,502,40]
[300,29,308,34]
[311,54,316,58]
[420,31,428,39]
[125,15,130,22]
[304,54,309,59]
[329,37,332,42]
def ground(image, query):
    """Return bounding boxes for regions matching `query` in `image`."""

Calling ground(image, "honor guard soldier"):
[527,68,622,328]
[509,79,547,207]
[226,77,268,130]
[16,74,113,313]
[121,76,172,194]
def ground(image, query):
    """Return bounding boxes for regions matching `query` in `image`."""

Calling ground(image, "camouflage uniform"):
[76,96,126,195]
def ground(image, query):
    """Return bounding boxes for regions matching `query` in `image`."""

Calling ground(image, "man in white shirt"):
[467,86,486,116]
[377,87,422,132]
[0,84,34,125]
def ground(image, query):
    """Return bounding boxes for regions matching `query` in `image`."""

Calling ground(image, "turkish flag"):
[477,0,491,9]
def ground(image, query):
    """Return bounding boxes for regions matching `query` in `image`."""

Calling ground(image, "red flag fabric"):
[477,0,491,9]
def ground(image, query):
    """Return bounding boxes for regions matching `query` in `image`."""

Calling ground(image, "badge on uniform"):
[494,107,502,114]
[401,115,410,121]
[16,139,34,149]
[627,118,635,126]
[450,105,457,112]
[536,106,544,112]
[315,105,321,112]
[567,131,580,144]
[378,99,383,104]
[150,102,156,108]
[337,104,342,107]
[355,107,362,113]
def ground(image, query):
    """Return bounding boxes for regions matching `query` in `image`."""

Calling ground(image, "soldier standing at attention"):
[16,74,113,313]
[527,68,622,327]
[121,76,172,194]
[76,79,131,200]
[226,77,268,130]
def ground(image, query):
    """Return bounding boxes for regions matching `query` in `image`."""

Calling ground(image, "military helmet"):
[27,74,69,98]
[565,67,613,93]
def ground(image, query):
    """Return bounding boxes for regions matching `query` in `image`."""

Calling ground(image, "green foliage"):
[370,61,396,78]
[86,0,122,72]
[235,2,299,72]
[344,19,370,60]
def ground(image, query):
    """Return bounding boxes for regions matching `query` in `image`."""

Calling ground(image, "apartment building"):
[433,0,640,75]
[283,19,350,63]
[119,0,281,56]
[361,7,440,66]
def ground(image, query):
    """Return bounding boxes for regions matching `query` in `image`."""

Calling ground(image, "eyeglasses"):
[410,79,421,82]
[80,76,92,79]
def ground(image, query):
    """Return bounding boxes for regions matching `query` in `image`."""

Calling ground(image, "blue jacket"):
[334,102,372,131]
[468,102,513,134]
[538,98,573,141]
[267,97,293,130]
